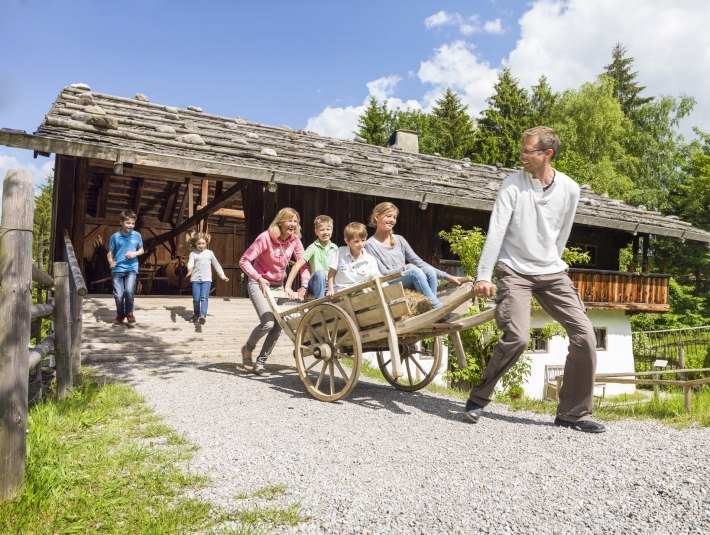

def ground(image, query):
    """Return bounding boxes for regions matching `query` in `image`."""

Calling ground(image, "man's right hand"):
[473,280,497,298]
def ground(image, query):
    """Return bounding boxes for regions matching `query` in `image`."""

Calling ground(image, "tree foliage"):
[603,42,653,120]
[354,97,395,146]
[549,76,635,199]
[473,68,531,167]
[33,175,53,270]
[429,88,476,160]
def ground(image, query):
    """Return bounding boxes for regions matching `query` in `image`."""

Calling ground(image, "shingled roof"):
[2,84,709,243]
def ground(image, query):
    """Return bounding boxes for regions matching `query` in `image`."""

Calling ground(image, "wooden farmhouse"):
[2,84,709,398]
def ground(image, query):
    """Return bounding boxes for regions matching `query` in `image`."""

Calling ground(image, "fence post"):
[54,262,72,399]
[70,291,83,380]
[678,344,691,412]
[0,169,35,500]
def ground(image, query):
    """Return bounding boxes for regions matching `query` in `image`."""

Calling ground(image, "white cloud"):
[305,77,422,139]
[425,11,481,36]
[0,153,53,218]
[418,41,499,115]
[366,75,400,101]
[506,0,710,134]
[424,10,455,28]
[483,18,504,35]
[307,0,710,141]
[0,154,53,189]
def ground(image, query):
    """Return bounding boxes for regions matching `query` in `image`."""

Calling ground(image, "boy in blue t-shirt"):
[107,209,144,326]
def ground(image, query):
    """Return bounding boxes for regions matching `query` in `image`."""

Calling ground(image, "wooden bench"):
[544,364,606,401]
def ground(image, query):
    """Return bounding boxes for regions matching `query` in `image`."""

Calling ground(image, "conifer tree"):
[429,88,476,160]
[603,42,653,119]
[354,97,395,146]
[530,75,557,127]
[473,68,531,167]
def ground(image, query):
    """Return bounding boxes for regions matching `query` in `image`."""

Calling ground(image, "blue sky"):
[1,0,708,190]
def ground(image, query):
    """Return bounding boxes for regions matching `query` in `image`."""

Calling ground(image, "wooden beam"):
[213,208,245,219]
[162,181,181,223]
[200,178,209,232]
[187,178,194,218]
[133,177,145,213]
[143,180,245,254]
[97,173,110,217]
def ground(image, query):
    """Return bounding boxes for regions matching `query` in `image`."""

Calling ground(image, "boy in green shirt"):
[285,215,337,299]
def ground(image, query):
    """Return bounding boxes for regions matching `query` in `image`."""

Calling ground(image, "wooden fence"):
[0,169,87,500]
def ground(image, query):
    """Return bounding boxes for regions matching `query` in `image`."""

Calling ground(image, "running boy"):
[285,215,337,299]
[327,222,380,296]
[107,209,144,326]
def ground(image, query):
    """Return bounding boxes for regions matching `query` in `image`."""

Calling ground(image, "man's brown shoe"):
[253,364,268,377]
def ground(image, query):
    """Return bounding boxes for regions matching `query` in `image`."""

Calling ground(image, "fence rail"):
[0,169,87,500]
[632,325,710,372]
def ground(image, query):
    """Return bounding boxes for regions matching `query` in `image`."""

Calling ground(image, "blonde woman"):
[238,207,310,375]
[365,202,465,309]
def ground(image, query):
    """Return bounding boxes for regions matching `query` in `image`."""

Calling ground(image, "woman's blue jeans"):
[192,281,211,317]
[391,265,442,308]
[112,271,137,317]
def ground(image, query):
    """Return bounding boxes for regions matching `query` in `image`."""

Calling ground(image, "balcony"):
[569,268,670,312]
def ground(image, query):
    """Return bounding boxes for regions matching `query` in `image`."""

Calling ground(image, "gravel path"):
[93,355,710,534]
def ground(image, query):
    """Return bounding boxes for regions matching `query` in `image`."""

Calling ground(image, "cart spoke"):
[404,357,414,386]
[314,361,327,391]
[305,357,320,372]
[298,344,315,358]
[307,324,325,345]
[329,360,335,394]
[408,355,428,376]
[319,311,332,344]
[334,357,350,379]
[330,315,340,345]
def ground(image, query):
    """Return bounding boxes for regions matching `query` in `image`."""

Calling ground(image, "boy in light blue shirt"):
[107,209,144,326]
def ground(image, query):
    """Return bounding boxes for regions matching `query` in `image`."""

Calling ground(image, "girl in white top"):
[327,222,380,295]
[185,232,229,324]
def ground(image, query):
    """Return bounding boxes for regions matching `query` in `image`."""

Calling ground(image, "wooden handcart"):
[265,273,495,401]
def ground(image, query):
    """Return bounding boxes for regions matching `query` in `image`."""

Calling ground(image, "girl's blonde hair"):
[186,231,211,248]
[369,202,399,247]
[268,207,302,239]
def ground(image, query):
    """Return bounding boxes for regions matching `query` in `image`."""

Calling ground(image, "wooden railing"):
[569,268,670,312]
[0,169,87,500]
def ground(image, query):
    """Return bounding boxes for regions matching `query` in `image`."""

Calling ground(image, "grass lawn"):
[0,372,304,534]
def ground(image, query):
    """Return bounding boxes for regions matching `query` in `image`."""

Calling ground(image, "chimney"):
[387,129,419,154]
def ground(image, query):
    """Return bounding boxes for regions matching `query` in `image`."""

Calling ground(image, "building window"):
[570,244,599,267]
[527,329,550,353]
[594,328,607,350]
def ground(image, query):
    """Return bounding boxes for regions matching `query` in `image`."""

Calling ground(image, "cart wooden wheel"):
[294,303,362,402]
[376,337,443,391]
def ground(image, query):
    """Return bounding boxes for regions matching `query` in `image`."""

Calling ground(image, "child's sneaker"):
[126,313,136,324]
[189,315,198,323]
[112,316,125,326]
[198,316,206,325]
[241,345,253,366]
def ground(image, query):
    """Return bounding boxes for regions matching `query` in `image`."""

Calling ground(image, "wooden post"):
[0,169,35,500]
[70,292,83,379]
[53,262,72,399]
[678,344,691,412]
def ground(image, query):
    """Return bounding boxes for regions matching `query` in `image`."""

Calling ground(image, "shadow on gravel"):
[198,363,550,427]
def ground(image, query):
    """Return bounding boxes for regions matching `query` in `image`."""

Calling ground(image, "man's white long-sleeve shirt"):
[476,169,580,282]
